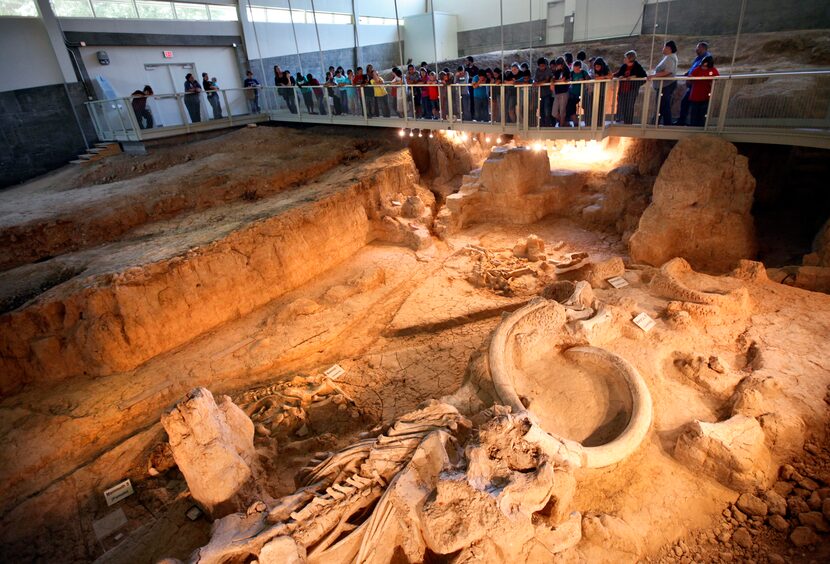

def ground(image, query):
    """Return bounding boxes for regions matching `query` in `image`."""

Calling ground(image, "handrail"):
[85,70,830,149]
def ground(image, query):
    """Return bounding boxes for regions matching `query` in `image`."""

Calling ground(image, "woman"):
[490,68,502,123]
[472,69,489,123]
[202,72,222,119]
[370,70,390,118]
[584,57,610,127]
[649,40,679,126]
[325,71,341,115]
[418,68,431,119]
[183,73,202,123]
[278,71,297,114]
[390,67,404,117]
[364,64,376,117]
[688,55,718,126]
[346,70,358,114]
[297,72,314,114]
[613,50,647,124]
[334,68,350,115]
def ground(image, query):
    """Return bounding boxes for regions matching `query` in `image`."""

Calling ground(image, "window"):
[248,5,353,26]
[173,2,207,20]
[358,16,403,26]
[91,0,137,18]
[136,0,174,19]
[207,4,234,21]
[50,0,236,21]
[0,0,38,16]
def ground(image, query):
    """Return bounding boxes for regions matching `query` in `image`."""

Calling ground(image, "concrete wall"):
[574,0,643,41]
[456,20,547,56]
[642,0,830,36]
[0,82,89,188]
[0,18,65,92]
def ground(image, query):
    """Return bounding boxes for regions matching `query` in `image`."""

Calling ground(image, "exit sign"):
[162,51,173,58]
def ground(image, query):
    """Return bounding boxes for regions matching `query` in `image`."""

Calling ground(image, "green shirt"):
[569,70,590,95]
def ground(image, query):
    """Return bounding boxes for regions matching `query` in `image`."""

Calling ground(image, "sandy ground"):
[1,120,829,562]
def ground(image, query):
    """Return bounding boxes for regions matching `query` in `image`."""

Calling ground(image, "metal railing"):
[86,71,830,148]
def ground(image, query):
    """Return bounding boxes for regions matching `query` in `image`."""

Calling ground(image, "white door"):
[547,1,565,45]
[144,62,198,127]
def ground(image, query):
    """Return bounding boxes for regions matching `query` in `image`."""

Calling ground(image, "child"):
[688,56,719,127]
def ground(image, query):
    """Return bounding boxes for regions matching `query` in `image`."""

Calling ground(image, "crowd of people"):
[267,39,718,127]
[129,40,718,129]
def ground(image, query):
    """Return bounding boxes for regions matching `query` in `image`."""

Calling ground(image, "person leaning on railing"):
[130,85,154,129]
[278,70,297,114]
[533,57,554,127]
[390,68,404,118]
[454,66,471,121]
[202,72,222,120]
[648,40,679,126]
[370,70,390,118]
[364,64,376,117]
[584,57,611,127]
[183,73,202,123]
[550,57,571,127]
[305,73,326,116]
[243,70,261,114]
[688,55,719,126]
[677,41,711,126]
[613,51,647,124]
[568,61,590,127]
[335,68,350,116]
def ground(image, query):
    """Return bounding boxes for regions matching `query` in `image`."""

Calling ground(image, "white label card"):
[324,364,345,380]
[632,312,656,333]
[103,479,134,506]
[607,276,629,289]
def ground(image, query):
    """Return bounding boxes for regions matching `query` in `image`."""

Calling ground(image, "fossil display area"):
[0,125,829,563]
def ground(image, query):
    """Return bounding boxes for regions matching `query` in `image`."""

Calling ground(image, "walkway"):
[87,70,830,149]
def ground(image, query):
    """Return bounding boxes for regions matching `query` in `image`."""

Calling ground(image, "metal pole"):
[528,0,533,64]
[648,0,659,70]
[394,0,404,68]
[430,2,438,74]
[729,0,747,76]
[287,0,303,75]
[310,0,326,79]
[245,0,267,88]
[352,0,361,69]
[499,0,504,73]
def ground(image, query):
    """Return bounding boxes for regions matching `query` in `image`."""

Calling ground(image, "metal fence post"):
[716,79,733,132]
[361,87,368,124]
[447,85,454,125]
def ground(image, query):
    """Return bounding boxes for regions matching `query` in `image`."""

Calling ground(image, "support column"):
[34,0,76,83]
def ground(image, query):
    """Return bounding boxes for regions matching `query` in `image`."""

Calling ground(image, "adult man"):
[202,72,222,119]
[243,70,261,113]
[677,41,711,125]
[183,73,202,123]
[533,57,553,127]
[464,56,478,119]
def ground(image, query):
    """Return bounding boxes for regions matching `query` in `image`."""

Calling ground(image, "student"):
[515,62,532,123]
[490,68,502,123]
[427,71,440,119]
[688,55,718,126]
[677,41,711,125]
[564,52,574,70]
[363,64,376,117]
[568,60,590,127]
[550,57,571,127]
[649,40,679,126]
[131,85,154,129]
[576,50,587,64]
[297,72,314,114]
[472,69,489,122]
[183,73,202,122]
[404,63,420,117]
[352,67,366,115]
[454,65,470,120]
[306,73,326,115]
[438,69,452,120]
[202,72,222,119]
[346,69,358,114]
[334,69,350,115]
[419,67,432,119]
[613,51,647,124]
[464,56,479,118]
[504,64,518,123]
[370,70,390,118]
[533,57,553,127]
[584,57,610,127]
[276,71,296,114]
[243,70,261,114]
[325,72,341,115]
[390,67,404,117]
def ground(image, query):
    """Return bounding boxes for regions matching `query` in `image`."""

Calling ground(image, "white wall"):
[79,45,243,97]
[573,0,644,40]
[0,18,65,91]
[433,12,458,61]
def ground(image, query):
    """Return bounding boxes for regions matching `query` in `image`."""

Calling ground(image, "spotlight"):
[418,130,423,137]
[429,131,434,138]
[398,129,406,137]
[485,136,491,143]
[496,136,502,144]
[409,131,414,137]
[461,132,469,141]
[533,142,543,151]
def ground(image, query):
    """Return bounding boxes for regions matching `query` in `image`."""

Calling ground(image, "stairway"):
[69,142,121,165]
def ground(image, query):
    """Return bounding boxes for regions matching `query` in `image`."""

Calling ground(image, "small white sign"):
[92,508,128,541]
[632,312,656,333]
[607,276,629,289]
[324,364,345,380]
[103,479,134,507]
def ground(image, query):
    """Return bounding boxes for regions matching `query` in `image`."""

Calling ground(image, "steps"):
[70,142,121,165]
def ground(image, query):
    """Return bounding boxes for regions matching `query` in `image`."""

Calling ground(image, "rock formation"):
[161,388,261,518]
[629,135,758,272]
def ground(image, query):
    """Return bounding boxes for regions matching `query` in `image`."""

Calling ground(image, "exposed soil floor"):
[1,123,829,563]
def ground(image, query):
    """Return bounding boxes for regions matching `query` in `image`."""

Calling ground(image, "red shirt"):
[689,66,719,102]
